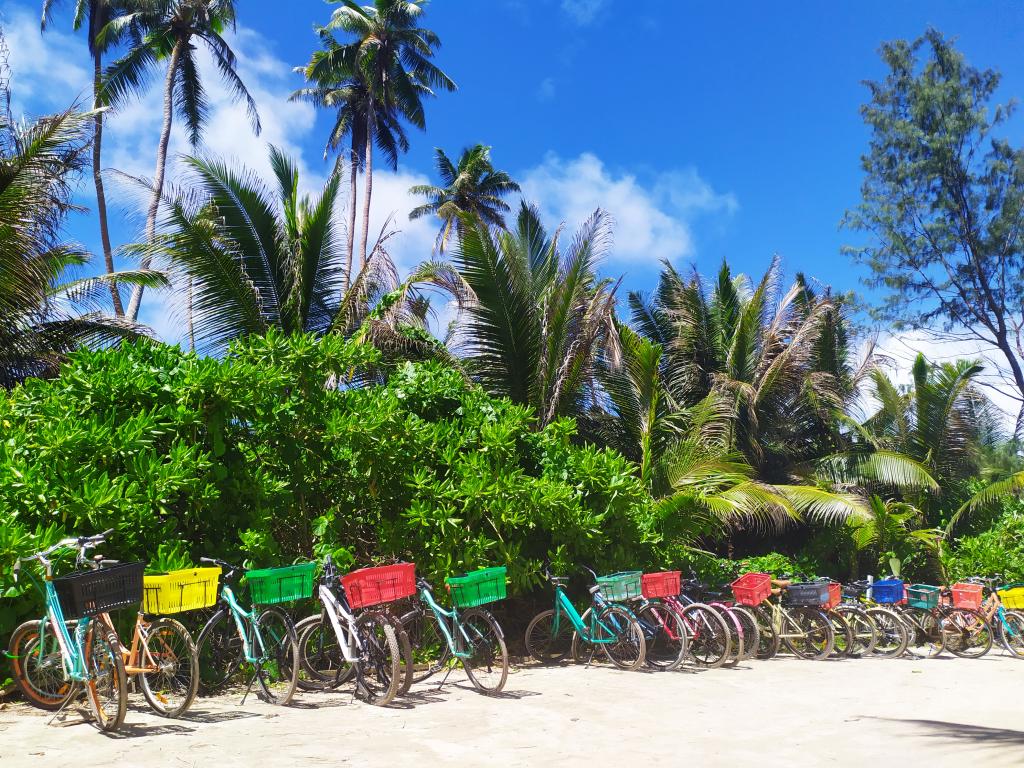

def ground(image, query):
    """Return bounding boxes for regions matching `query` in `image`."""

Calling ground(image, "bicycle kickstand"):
[47,682,85,727]
[239,667,259,705]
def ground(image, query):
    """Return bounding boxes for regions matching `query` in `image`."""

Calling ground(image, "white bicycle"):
[294,556,402,706]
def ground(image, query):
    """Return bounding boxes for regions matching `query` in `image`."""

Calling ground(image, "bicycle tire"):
[377,608,414,695]
[784,607,834,660]
[8,619,73,710]
[863,607,907,658]
[729,606,761,661]
[296,614,355,691]
[399,606,453,683]
[834,605,878,658]
[998,610,1024,658]
[635,601,687,671]
[525,609,574,664]
[195,608,244,694]
[708,604,742,666]
[941,608,992,659]
[459,608,509,694]
[901,607,944,657]
[596,605,646,670]
[752,606,781,659]
[677,603,730,669]
[354,612,401,705]
[138,617,199,717]
[84,624,127,732]
[254,607,299,705]
[828,611,854,658]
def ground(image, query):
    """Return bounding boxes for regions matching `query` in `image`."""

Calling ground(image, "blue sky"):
[4,0,1024,393]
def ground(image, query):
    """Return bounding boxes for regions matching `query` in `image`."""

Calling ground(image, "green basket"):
[246,562,317,605]
[446,567,507,609]
[907,583,940,610]
[597,571,643,602]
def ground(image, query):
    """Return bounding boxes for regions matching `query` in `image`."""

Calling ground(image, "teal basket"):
[597,571,643,602]
[446,567,507,609]
[907,584,940,610]
[246,562,317,605]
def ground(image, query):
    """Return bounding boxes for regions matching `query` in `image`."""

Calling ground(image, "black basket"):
[53,562,145,619]
[782,582,830,608]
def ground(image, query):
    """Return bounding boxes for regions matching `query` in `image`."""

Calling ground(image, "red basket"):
[731,572,772,607]
[825,582,841,610]
[341,563,417,609]
[952,582,983,610]
[641,571,681,599]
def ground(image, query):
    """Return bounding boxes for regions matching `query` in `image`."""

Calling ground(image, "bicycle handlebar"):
[14,529,114,579]
[200,556,245,579]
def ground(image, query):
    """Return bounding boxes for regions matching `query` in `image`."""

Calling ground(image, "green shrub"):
[943,512,1024,583]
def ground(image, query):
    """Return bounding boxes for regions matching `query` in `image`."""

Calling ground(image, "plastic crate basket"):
[907,584,940,610]
[246,562,317,605]
[870,578,904,604]
[54,562,145,620]
[998,583,1024,610]
[597,571,643,602]
[783,582,832,608]
[731,572,771,606]
[951,582,983,610]
[641,571,681,599]
[446,567,507,609]
[342,563,417,610]
[142,567,221,615]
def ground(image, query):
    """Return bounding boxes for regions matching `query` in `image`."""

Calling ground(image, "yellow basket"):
[142,567,221,615]
[999,583,1024,610]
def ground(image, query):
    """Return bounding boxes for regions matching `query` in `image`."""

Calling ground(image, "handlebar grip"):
[200,557,216,564]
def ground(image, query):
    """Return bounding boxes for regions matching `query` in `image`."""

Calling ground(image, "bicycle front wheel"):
[296,614,354,691]
[828,611,854,658]
[999,610,1024,658]
[254,607,299,705]
[525,609,573,664]
[708,605,742,666]
[941,608,992,659]
[84,624,127,733]
[677,603,730,669]
[196,609,244,694]
[595,605,646,670]
[834,606,877,658]
[460,608,509,694]
[902,607,943,657]
[864,608,907,658]
[784,608,834,660]
[400,606,452,683]
[138,618,199,717]
[635,601,687,671]
[729,607,761,661]
[8,620,73,710]
[354,612,400,706]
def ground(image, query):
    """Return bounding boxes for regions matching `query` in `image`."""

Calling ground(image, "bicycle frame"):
[418,584,475,659]
[760,599,810,640]
[315,583,364,664]
[549,584,621,645]
[22,565,93,684]
[219,584,270,665]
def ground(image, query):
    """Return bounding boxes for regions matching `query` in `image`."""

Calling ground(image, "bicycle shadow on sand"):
[869,718,1024,749]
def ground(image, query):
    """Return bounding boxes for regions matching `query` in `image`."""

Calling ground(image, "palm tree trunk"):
[186,274,195,352]
[345,145,358,287]
[357,111,374,268]
[91,28,122,316]
[126,40,182,323]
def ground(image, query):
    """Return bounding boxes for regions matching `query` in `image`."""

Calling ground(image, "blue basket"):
[871,578,904,604]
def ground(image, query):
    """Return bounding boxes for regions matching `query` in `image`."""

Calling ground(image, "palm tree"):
[326,0,455,267]
[452,202,619,426]
[100,0,261,322]
[409,145,520,253]
[41,0,136,315]
[132,145,466,354]
[1,108,166,387]
[630,258,869,482]
[291,32,410,287]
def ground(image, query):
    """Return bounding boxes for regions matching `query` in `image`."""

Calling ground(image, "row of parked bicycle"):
[6,531,1024,735]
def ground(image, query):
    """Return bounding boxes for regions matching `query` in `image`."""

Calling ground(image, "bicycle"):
[399,567,509,694]
[839,579,907,658]
[525,567,646,670]
[733,573,835,660]
[294,555,402,706]
[8,531,129,732]
[982,579,1024,658]
[194,557,301,705]
[896,583,992,658]
[597,570,688,671]
[644,572,731,669]
[678,576,753,666]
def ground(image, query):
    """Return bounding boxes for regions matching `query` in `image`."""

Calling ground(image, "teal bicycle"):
[8,530,131,732]
[194,558,302,704]
[525,567,646,670]
[398,568,509,694]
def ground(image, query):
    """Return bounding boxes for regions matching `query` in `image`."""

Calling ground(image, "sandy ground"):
[1,654,1022,767]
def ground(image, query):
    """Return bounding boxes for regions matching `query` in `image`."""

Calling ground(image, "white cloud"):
[3,7,91,114]
[561,0,609,25]
[519,152,737,266]
[536,77,556,102]
[862,329,1022,426]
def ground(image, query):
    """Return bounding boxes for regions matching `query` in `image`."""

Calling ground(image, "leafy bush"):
[0,332,664,679]
[943,512,1024,583]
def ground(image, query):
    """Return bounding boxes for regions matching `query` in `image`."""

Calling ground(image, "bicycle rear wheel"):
[460,608,509,694]
[138,617,199,717]
[752,607,781,659]
[8,620,73,710]
[196,609,244,694]
[636,601,687,671]
[708,605,742,666]
[595,605,646,670]
[834,606,878,657]
[902,607,944,657]
[400,606,453,683]
[354,612,400,705]
[84,624,127,732]
[729,607,761,661]
[999,610,1024,658]
[941,608,992,659]
[376,609,414,695]
[828,611,854,658]
[525,609,574,664]
[296,614,354,691]
[677,603,730,669]
[254,607,299,705]
[864,607,907,658]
